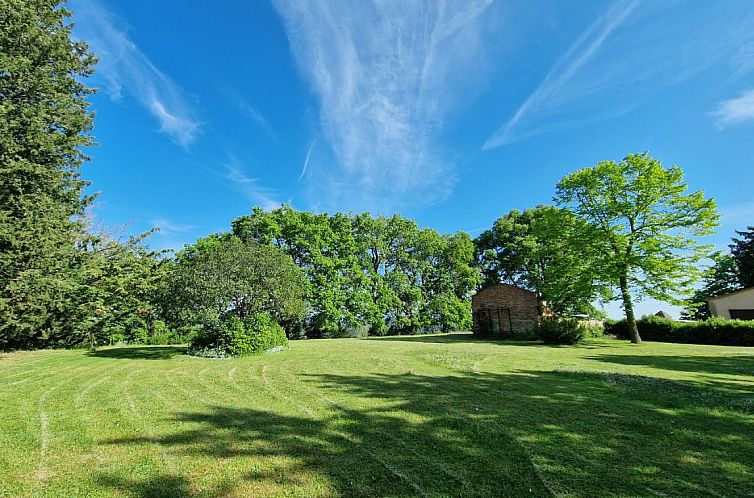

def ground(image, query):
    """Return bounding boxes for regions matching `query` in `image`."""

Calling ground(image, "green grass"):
[1,334,753,497]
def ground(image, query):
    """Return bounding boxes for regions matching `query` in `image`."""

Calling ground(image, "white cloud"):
[70,0,200,148]
[484,0,639,149]
[272,0,495,211]
[298,141,315,181]
[237,100,277,139]
[713,89,754,125]
[224,157,282,211]
[483,0,754,148]
[150,218,195,236]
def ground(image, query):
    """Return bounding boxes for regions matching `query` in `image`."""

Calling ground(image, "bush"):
[241,313,289,353]
[538,318,585,345]
[580,321,605,339]
[123,316,148,344]
[328,324,370,339]
[188,313,288,357]
[604,315,754,346]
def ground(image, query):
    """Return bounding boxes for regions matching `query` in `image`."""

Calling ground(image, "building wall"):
[708,287,754,319]
[472,284,541,334]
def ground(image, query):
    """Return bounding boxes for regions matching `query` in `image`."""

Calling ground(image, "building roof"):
[655,310,673,319]
[707,286,754,302]
[472,283,538,298]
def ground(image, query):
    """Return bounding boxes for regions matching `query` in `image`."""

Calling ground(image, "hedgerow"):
[604,315,754,346]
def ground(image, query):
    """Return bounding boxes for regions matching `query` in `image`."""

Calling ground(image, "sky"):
[69,0,754,318]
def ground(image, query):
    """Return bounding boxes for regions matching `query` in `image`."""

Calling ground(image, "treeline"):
[229,207,479,336]
[0,1,178,351]
[1,1,737,352]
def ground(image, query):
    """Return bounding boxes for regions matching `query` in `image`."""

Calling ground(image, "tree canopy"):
[0,0,97,348]
[474,205,607,316]
[167,234,307,330]
[555,153,718,343]
[232,206,480,336]
[731,226,754,288]
[682,253,742,320]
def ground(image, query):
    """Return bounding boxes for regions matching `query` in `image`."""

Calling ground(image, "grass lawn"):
[1,334,753,497]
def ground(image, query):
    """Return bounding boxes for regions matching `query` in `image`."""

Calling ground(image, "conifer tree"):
[0,0,96,348]
[730,226,754,288]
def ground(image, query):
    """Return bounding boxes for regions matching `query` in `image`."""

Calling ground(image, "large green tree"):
[556,153,718,343]
[0,0,96,348]
[168,235,306,330]
[232,207,479,336]
[730,226,754,288]
[474,205,606,316]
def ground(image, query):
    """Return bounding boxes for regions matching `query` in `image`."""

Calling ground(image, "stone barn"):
[472,284,546,337]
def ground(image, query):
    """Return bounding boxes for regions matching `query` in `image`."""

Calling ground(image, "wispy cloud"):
[237,100,277,140]
[70,0,200,148]
[273,0,495,211]
[483,1,754,149]
[713,88,754,126]
[150,217,195,236]
[224,157,282,211]
[484,0,639,149]
[298,141,315,181]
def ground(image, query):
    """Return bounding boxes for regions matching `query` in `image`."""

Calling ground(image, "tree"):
[0,0,96,348]
[682,253,742,320]
[232,207,479,336]
[81,230,172,346]
[233,206,367,336]
[730,226,754,288]
[556,153,718,343]
[169,235,306,329]
[474,206,606,316]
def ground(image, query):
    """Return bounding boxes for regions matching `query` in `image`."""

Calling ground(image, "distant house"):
[472,284,550,336]
[708,287,754,320]
[655,310,673,320]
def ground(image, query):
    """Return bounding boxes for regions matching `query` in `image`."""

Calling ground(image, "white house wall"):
[708,288,754,318]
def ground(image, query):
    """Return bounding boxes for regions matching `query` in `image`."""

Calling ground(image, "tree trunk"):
[619,275,642,344]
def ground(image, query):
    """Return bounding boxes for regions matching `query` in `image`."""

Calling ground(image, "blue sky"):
[69,0,754,317]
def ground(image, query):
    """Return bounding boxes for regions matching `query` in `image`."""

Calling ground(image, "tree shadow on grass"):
[88,345,186,360]
[96,473,194,498]
[376,333,622,350]
[307,370,754,496]
[373,332,544,345]
[368,332,482,343]
[100,403,550,497]
[590,354,754,377]
[98,369,754,497]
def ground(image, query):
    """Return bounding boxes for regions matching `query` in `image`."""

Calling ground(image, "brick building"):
[472,284,547,337]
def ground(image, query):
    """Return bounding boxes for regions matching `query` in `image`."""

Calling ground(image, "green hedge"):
[538,318,585,345]
[604,315,754,346]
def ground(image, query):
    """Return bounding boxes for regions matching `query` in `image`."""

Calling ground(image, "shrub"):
[580,321,605,339]
[188,313,288,357]
[123,316,148,344]
[538,318,585,345]
[108,332,126,345]
[328,324,370,339]
[241,313,288,353]
[604,315,754,346]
